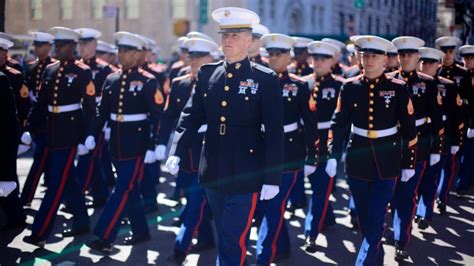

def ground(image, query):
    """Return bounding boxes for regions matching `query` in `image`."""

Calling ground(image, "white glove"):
[259,184,280,200]
[77,144,89,156]
[85,135,96,150]
[450,145,459,155]
[401,169,415,182]
[467,128,474,139]
[144,150,156,164]
[325,159,337,177]
[17,144,30,155]
[154,145,167,161]
[304,165,317,177]
[165,156,181,175]
[21,131,32,145]
[429,154,441,166]
[0,181,17,197]
[104,127,111,141]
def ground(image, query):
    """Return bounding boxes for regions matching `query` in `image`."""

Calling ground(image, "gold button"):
[56,80,60,84]
[70,117,74,121]
[249,149,254,153]
[370,92,374,97]
[138,127,142,131]
[177,98,181,102]
[287,98,292,102]
[221,101,227,107]
[410,165,413,168]
[220,116,226,122]
[369,116,374,121]
[118,108,123,113]
[369,84,375,89]
[411,150,415,153]
[369,108,374,112]
[119,95,123,99]
[411,157,414,160]
[354,103,358,107]
[53,100,57,104]
[369,100,374,105]
[59,67,64,72]
[227,73,233,78]
[122,81,126,86]
[54,93,58,97]
[119,102,123,106]
[123,75,127,79]
[289,138,293,142]
[369,124,374,129]
[36,74,40,78]
[224,86,230,91]
[204,93,207,97]
[120,88,125,93]
[245,96,249,101]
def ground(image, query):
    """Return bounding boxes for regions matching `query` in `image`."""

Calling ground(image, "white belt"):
[442,115,447,121]
[47,103,81,113]
[415,117,431,127]
[261,122,299,133]
[351,125,398,139]
[95,96,102,103]
[110,113,147,122]
[318,121,332,130]
[198,124,207,133]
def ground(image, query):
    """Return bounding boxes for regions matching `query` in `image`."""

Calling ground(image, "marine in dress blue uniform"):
[386,36,444,260]
[415,47,464,228]
[165,7,284,266]
[301,41,344,253]
[22,27,93,246]
[435,36,470,214]
[86,32,164,252]
[329,36,417,266]
[74,28,112,207]
[157,37,218,264]
[20,32,55,205]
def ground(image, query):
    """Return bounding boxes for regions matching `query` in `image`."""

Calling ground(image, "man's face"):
[249,36,261,55]
[420,60,439,76]
[0,49,7,65]
[442,48,455,65]
[386,54,399,68]
[118,47,139,68]
[312,56,333,76]
[221,31,251,59]
[34,43,52,59]
[267,50,291,73]
[78,39,97,59]
[361,53,386,73]
[137,49,149,66]
[398,52,419,72]
[463,55,474,69]
[54,42,76,61]
[293,48,309,63]
[189,54,213,70]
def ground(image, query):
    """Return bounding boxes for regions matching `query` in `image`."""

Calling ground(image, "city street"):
[2,156,473,265]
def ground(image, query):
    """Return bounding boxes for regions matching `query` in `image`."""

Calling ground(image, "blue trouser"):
[392,161,426,247]
[206,188,257,266]
[76,133,109,202]
[21,133,50,204]
[416,155,447,221]
[101,141,115,185]
[457,138,474,191]
[175,171,214,254]
[349,174,396,266]
[256,170,300,264]
[140,162,159,210]
[437,153,460,204]
[287,171,306,209]
[32,148,89,240]
[93,157,149,243]
[305,163,335,238]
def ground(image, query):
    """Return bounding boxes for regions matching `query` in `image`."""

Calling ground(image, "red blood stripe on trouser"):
[406,161,426,244]
[82,134,104,192]
[318,175,334,232]
[103,157,142,239]
[38,148,75,237]
[270,172,298,263]
[186,196,208,254]
[239,192,258,266]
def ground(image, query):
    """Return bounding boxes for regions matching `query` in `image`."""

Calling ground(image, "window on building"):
[270,0,275,20]
[60,0,73,19]
[368,16,372,33]
[92,0,105,19]
[126,0,140,19]
[311,5,316,29]
[318,6,324,31]
[259,0,264,18]
[30,0,43,20]
[339,12,345,35]
[376,17,380,35]
[386,23,390,35]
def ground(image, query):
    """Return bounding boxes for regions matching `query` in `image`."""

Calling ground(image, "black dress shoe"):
[395,241,408,261]
[167,251,187,265]
[24,234,45,247]
[171,218,182,227]
[62,226,90,237]
[85,199,107,208]
[88,239,113,254]
[418,218,429,230]
[123,233,151,245]
[121,217,130,225]
[189,241,215,253]
[414,215,421,223]
[437,202,446,215]
[305,237,317,253]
